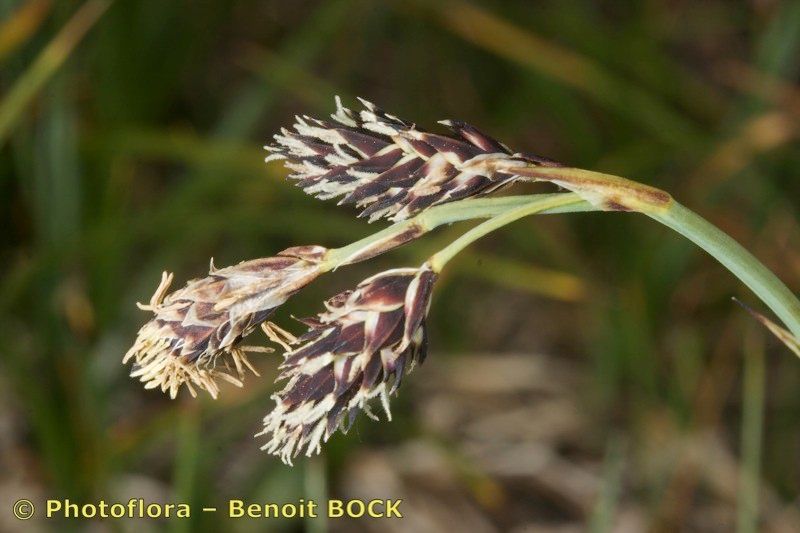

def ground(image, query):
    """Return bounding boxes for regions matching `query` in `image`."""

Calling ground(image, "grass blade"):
[419,0,702,147]
[737,326,765,533]
[0,0,52,61]
[0,0,110,146]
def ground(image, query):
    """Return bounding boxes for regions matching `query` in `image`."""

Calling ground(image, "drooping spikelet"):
[265,97,561,222]
[257,264,437,464]
[124,246,327,399]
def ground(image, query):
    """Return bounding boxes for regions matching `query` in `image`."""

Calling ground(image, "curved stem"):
[651,201,800,339]
[324,193,593,268]
[512,163,800,341]
[428,193,586,271]
[322,165,800,352]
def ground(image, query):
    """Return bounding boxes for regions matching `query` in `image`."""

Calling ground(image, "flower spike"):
[265,96,562,222]
[257,264,437,464]
[124,246,327,399]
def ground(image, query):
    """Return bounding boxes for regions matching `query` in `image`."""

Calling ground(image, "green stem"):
[323,166,800,349]
[651,202,800,339]
[514,164,800,341]
[428,193,586,271]
[737,328,764,533]
[324,193,593,268]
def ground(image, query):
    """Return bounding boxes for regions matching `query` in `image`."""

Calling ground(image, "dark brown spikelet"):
[124,246,327,399]
[257,264,437,464]
[264,97,561,222]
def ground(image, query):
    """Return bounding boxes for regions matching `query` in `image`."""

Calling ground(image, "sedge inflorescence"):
[257,265,436,464]
[264,96,561,222]
[122,97,582,463]
[124,246,326,399]
[124,96,800,464]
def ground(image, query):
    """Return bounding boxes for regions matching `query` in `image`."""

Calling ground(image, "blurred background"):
[1,0,800,531]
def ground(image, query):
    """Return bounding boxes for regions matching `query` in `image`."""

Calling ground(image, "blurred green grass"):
[1,0,799,531]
